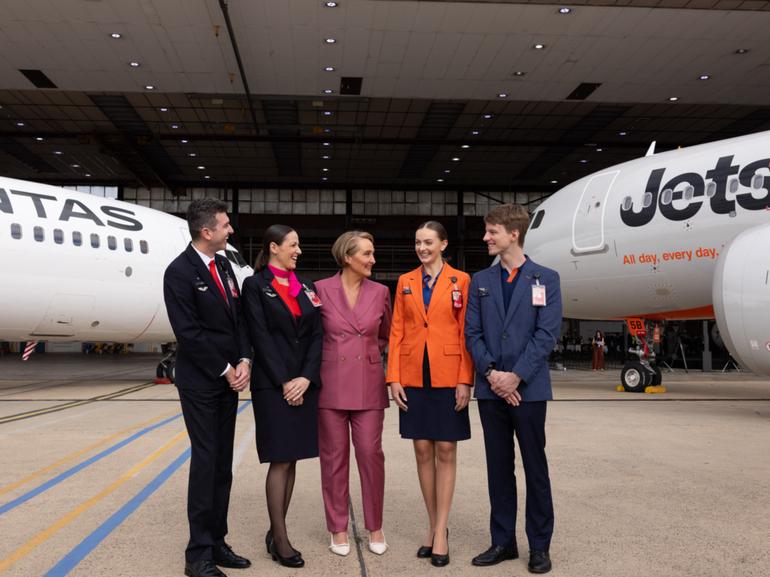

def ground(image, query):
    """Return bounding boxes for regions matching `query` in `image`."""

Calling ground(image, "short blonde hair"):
[331,230,374,267]
[485,203,530,247]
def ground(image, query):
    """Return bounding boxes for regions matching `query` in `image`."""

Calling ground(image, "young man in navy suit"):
[465,204,562,574]
[164,199,252,577]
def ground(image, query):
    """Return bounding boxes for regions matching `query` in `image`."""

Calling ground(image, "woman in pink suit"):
[315,231,392,557]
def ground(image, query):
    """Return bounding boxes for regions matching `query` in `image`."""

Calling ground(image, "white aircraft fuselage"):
[526,130,770,373]
[0,177,250,343]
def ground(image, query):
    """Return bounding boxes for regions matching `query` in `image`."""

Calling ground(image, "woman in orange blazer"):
[387,221,473,568]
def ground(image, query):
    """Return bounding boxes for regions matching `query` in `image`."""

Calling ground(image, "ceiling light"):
[497,92,508,98]
[471,130,480,136]
[197,165,206,170]
[322,168,329,172]
[668,96,679,102]
[324,66,335,72]
[559,7,571,14]
[596,148,603,152]
[71,164,80,168]
[618,131,627,136]
[204,175,210,180]
[129,61,140,68]
[54,151,63,155]
[699,74,710,80]
[551,180,558,184]
[451,157,461,162]
[580,159,588,164]
[483,114,493,119]
[323,111,333,116]
[159,107,168,112]
[444,169,451,174]
[513,71,526,77]
[16,121,24,127]
[180,139,188,143]
[322,177,328,181]
[145,85,155,90]
[322,154,331,159]
[533,43,545,50]
[324,128,331,133]
[437,178,444,183]
[85,173,91,177]
[322,142,331,146]
[323,89,334,94]
[325,1,338,7]
[461,144,470,149]
[110,33,122,39]
[35,136,44,141]
[189,152,197,157]
[325,38,337,44]
[735,48,749,54]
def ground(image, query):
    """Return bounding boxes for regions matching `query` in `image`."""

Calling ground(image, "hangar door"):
[571,170,618,254]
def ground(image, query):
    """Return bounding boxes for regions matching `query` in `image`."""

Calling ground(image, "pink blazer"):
[315,273,392,410]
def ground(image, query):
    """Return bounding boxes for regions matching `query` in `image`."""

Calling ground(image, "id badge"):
[451,290,463,309]
[227,277,238,298]
[531,284,546,307]
[305,289,322,307]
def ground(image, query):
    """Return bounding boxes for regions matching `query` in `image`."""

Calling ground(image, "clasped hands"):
[282,377,310,406]
[488,370,522,406]
[389,382,471,412]
[225,360,251,392]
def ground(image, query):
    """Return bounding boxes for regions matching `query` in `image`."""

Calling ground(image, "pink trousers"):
[318,408,385,533]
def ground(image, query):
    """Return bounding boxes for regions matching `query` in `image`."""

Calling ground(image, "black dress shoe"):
[213,543,251,569]
[528,549,552,574]
[269,541,305,568]
[471,545,519,566]
[184,559,227,577]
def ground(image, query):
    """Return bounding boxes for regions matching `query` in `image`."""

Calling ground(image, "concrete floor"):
[0,354,768,577]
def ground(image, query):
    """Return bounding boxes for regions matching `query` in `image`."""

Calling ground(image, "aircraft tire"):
[651,365,662,386]
[164,361,175,383]
[156,363,165,379]
[621,361,649,393]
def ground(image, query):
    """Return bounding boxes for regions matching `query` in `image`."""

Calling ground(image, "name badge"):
[532,284,546,307]
[304,287,322,307]
[451,290,463,309]
[478,287,489,297]
[402,286,412,295]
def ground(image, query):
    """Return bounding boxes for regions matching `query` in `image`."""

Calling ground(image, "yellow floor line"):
[0,430,188,573]
[0,410,178,498]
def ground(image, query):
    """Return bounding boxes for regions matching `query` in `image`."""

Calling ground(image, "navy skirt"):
[399,348,471,442]
[252,386,319,463]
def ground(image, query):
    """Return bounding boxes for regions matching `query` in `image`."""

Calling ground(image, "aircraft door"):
[571,170,618,254]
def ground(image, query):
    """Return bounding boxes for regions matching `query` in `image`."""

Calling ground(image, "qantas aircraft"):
[526,130,770,391]
[0,177,252,377]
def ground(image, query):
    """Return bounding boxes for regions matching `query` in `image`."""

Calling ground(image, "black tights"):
[266,461,297,557]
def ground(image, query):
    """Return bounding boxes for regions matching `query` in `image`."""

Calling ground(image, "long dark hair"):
[255,224,295,270]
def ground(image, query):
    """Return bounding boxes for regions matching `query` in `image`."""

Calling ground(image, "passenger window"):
[34,226,44,242]
[72,231,82,246]
[728,178,739,194]
[752,173,765,189]
[53,229,64,244]
[622,196,633,211]
[706,182,716,198]
[530,210,545,230]
[660,189,673,205]
[683,185,694,201]
[124,238,133,252]
[90,233,100,248]
[642,192,653,208]
[11,223,22,239]
[140,240,149,254]
[107,236,117,250]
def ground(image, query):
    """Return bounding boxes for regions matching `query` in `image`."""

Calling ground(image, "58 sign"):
[626,318,647,338]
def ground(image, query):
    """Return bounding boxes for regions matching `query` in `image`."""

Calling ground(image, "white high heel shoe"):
[329,535,350,557]
[368,532,388,555]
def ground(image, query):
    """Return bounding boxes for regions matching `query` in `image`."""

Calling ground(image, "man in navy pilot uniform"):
[465,203,562,574]
[164,199,252,577]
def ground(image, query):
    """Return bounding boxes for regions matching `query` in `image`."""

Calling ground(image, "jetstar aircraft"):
[525,130,770,391]
[0,176,252,378]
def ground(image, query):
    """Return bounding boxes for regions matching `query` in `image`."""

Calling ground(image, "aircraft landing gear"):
[155,346,176,383]
[620,359,657,392]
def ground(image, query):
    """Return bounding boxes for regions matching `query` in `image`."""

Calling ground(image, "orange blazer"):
[386,263,474,388]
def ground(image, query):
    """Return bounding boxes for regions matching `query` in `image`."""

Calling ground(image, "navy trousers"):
[178,385,238,562]
[477,399,554,551]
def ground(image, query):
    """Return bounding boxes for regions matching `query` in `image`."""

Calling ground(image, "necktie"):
[506,268,519,283]
[209,259,229,305]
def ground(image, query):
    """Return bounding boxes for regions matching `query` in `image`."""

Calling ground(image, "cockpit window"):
[530,210,546,230]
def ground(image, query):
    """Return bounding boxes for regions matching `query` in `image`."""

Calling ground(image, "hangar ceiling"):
[1,0,769,192]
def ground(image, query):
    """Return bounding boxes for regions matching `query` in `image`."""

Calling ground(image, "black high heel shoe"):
[431,529,450,567]
[269,540,305,568]
[417,528,448,559]
[265,530,273,554]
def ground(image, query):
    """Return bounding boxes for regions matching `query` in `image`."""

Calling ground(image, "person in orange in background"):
[387,221,473,568]
[591,329,605,371]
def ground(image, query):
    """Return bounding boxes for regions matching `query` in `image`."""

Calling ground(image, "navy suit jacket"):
[241,268,323,391]
[163,243,251,389]
[465,258,562,402]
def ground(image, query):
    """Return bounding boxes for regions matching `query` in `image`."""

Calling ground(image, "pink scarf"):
[268,264,302,298]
